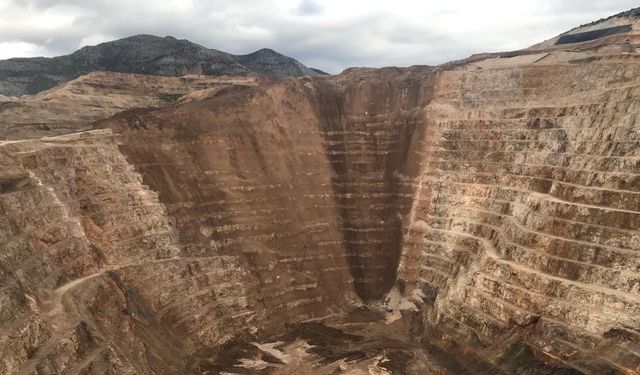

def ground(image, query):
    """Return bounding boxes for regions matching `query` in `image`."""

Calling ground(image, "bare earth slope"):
[0,72,260,140]
[1,9,640,375]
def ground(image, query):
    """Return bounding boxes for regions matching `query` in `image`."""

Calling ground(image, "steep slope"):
[1,8,640,375]
[0,35,324,96]
[397,52,640,375]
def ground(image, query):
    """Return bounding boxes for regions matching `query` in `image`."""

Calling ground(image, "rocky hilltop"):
[0,35,324,96]
[1,8,640,375]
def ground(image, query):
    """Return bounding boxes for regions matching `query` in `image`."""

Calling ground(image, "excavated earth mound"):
[2,10,640,375]
[0,72,261,140]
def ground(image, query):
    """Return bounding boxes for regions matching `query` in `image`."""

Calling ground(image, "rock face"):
[0,35,325,96]
[1,9,640,375]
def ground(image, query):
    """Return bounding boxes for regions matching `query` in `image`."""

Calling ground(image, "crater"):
[2,14,640,375]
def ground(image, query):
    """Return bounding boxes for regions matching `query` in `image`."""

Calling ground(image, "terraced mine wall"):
[1,50,640,373]
[311,69,437,300]
[0,72,259,140]
[397,54,640,373]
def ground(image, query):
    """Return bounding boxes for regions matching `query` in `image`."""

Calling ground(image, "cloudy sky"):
[0,0,637,73]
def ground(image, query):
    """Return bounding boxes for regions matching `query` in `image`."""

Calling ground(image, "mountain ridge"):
[0,34,325,96]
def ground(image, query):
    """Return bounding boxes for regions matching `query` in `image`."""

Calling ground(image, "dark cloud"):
[0,0,638,73]
[297,0,322,16]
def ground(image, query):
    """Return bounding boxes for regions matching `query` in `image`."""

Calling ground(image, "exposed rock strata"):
[397,50,640,374]
[1,11,640,375]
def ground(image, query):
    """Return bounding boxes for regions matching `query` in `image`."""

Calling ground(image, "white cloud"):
[0,0,638,72]
[0,41,46,59]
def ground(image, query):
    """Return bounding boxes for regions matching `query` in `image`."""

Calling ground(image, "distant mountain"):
[0,34,326,96]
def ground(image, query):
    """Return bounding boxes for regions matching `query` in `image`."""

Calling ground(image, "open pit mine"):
[2,8,640,375]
